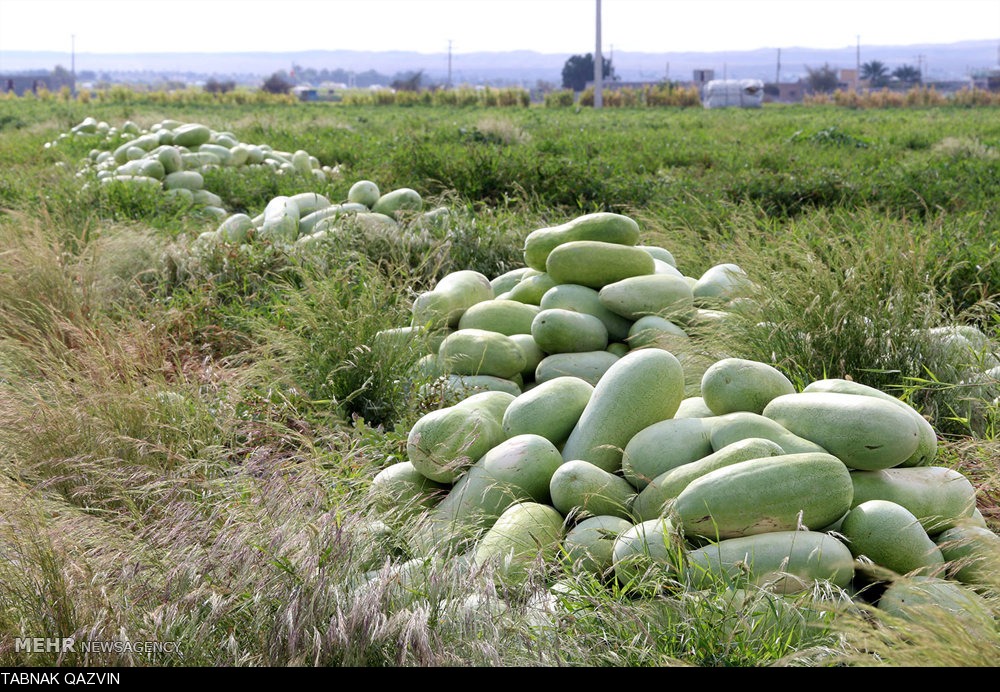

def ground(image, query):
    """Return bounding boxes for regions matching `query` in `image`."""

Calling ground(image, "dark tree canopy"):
[391,70,424,92]
[261,72,292,94]
[892,64,922,85]
[804,63,840,94]
[562,53,615,92]
[204,78,236,94]
[861,60,891,88]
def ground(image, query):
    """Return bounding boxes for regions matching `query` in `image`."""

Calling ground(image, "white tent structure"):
[702,79,765,109]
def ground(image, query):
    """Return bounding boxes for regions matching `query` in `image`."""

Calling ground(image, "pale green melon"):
[369,461,448,519]
[563,515,634,576]
[612,517,683,592]
[673,452,854,540]
[546,240,655,290]
[701,357,796,416]
[523,212,641,272]
[935,525,1000,587]
[801,378,937,468]
[561,349,685,474]
[686,530,855,594]
[840,499,945,578]
[406,405,504,484]
[347,179,381,208]
[472,501,565,583]
[849,466,978,536]
[437,328,527,379]
[549,459,636,520]
[763,391,921,471]
[598,273,695,322]
[534,351,620,387]
[531,308,609,354]
[631,437,785,521]
[458,299,540,336]
[539,283,633,342]
[501,376,594,446]
[622,416,716,490]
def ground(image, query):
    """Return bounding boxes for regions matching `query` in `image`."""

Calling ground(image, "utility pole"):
[71,34,76,97]
[775,47,781,86]
[594,0,603,108]
[447,39,453,88]
[856,35,861,92]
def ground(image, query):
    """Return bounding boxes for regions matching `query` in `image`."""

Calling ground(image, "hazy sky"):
[1,0,998,56]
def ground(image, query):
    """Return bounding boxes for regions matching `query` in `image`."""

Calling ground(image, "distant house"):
[772,81,806,103]
[292,82,347,101]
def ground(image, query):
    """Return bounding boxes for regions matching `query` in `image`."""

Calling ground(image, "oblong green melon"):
[490,267,538,296]
[506,272,558,305]
[691,263,752,305]
[877,575,994,626]
[472,501,565,583]
[849,466,978,536]
[369,461,448,519]
[701,357,796,416]
[686,530,855,594]
[612,517,683,592]
[563,515,634,576]
[458,299,541,336]
[406,404,504,483]
[598,273,695,321]
[524,212,641,272]
[631,437,784,521]
[840,499,945,578]
[622,416,716,490]
[709,411,828,454]
[411,270,494,331]
[414,434,562,555]
[347,179,381,208]
[801,378,937,468]
[673,452,854,540]
[935,524,1000,587]
[501,376,594,446]
[561,349,685,474]
[626,315,689,351]
[549,459,636,520]
[546,240,655,289]
[438,328,527,379]
[372,187,422,218]
[171,122,212,147]
[534,350,620,387]
[540,283,633,342]
[531,308,609,354]
[762,391,920,471]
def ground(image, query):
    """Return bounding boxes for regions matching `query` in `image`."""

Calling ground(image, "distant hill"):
[1,39,997,86]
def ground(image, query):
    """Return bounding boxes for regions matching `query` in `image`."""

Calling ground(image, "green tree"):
[561,53,615,92]
[391,70,424,92]
[860,60,891,88]
[204,78,236,94]
[892,64,922,85]
[804,63,840,94]
[261,72,292,94]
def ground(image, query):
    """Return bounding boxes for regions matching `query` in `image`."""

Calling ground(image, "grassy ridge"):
[0,98,997,666]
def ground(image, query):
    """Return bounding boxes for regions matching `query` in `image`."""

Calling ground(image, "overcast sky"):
[1,0,998,56]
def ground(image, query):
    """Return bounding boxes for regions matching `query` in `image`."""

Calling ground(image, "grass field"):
[0,95,997,666]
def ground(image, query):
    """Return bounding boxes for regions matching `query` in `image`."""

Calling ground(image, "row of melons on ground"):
[364,210,999,622]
